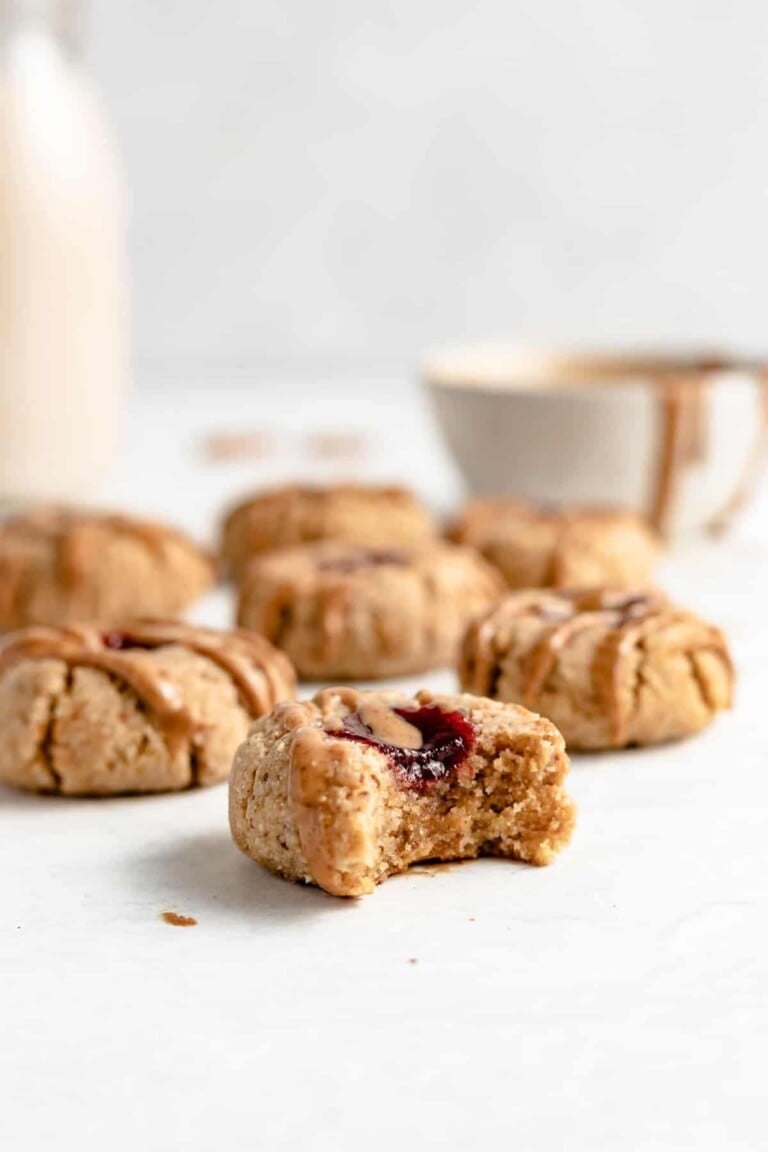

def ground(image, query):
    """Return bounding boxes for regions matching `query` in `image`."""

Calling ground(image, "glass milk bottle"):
[0,0,128,503]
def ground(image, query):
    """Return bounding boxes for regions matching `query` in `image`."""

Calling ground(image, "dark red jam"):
[101,631,146,651]
[318,548,409,574]
[339,705,475,790]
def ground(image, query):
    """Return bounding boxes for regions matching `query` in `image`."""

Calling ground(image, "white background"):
[88,0,768,383]
[2,6,767,1149]
[1,382,766,1152]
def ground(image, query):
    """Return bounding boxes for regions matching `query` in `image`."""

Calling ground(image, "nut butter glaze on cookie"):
[335,697,476,790]
[448,500,660,590]
[220,483,438,580]
[461,589,733,751]
[0,507,216,630]
[229,686,575,896]
[236,540,504,680]
[0,621,296,795]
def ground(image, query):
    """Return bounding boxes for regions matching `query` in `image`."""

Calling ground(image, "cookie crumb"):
[160,911,197,927]
[408,957,419,965]
[468,917,476,922]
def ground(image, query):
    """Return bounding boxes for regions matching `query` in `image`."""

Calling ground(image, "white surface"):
[88,0,768,373]
[1,381,766,1151]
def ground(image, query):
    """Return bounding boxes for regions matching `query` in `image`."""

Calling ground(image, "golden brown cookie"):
[448,499,659,589]
[0,507,215,630]
[460,589,733,750]
[229,686,575,897]
[220,483,437,580]
[0,621,296,795]
[236,541,503,680]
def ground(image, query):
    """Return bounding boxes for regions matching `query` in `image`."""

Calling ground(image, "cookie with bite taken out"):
[229,686,575,897]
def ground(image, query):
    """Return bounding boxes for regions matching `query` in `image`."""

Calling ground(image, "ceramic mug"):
[424,346,768,537]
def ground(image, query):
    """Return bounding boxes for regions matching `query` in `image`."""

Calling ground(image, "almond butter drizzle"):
[523,612,607,708]
[648,365,768,536]
[706,369,768,534]
[465,593,570,699]
[115,621,295,717]
[648,375,710,534]
[0,621,295,755]
[0,507,215,591]
[588,603,690,745]
[549,525,571,588]
[461,611,499,695]
[357,700,423,748]
[523,593,667,741]
[468,590,730,746]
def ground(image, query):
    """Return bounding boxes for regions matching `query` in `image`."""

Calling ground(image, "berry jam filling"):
[101,631,148,651]
[318,548,409,574]
[338,704,475,790]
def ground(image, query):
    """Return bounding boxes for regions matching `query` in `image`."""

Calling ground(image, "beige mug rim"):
[423,344,768,392]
